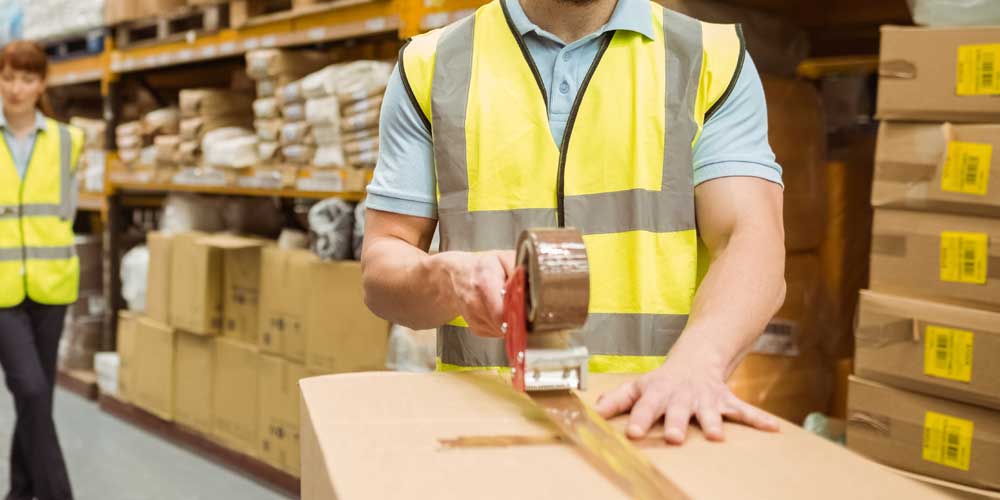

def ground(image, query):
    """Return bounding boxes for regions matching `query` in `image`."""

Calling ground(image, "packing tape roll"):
[516,228,589,333]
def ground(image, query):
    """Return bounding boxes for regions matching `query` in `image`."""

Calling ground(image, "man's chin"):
[554,0,601,5]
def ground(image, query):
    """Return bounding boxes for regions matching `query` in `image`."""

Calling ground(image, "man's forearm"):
[361,236,457,330]
[670,228,786,378]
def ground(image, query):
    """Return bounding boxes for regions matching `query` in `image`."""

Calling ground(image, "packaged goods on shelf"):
[305,95,340,128]
[257,141,281,163]
[154,135,181,165]
[300,66,340,99]
[256,78,277,98]
[251,97,280,120]
[133,316,176,421]
[311,125,340,147]
[908,0,1000,26]
[258,355,307,476]
[282,102,305,122]
[177,141,199,165]
[282,144,314,165]
[341,94,383,116]
[94,352,119,396]
[70,117,106,149]
[116,312,137,402]
[341,109,380,134]
[341,126,377,144]
[244,49,332,81]
[146,232,172,324]
[308,198,354,261]
[279,121,311,146]
[277,81,304,106]
[174,331,214,435]
[873,122,1000,217]
[878,25,1000,122]
[762,75,826,253]
[213,338,260,457]
[168,232,223,335]
[313,145,345,168]
[179,117,203,141]
[202,128,258,169]
[847,376,1000,491]
[331,61,392,103]
[870,208,1000,308]
[343,137,378,157]
[105,0,185,25]
[347,149,378,169]
[179,89,254,119]
[120,244,149,312]
[116,120,143,139]
[23,0,103,41]
[254,119,281,142]
[143,107,180,136]
[856,290,1000,410]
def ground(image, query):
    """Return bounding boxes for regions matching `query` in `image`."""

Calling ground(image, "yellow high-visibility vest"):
[0,117,84,307]
[401,0,745,373]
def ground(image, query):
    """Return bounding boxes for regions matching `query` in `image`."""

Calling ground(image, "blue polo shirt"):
[367,0,782,219]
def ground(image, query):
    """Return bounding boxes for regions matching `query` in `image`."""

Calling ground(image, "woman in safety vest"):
[0,40,83,500]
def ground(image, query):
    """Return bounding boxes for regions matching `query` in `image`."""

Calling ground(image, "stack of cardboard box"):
[117,231,390,478]
[847,25,1000,498]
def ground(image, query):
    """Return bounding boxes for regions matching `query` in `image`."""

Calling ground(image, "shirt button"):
[562,52,571,62]
[559,81,570,94]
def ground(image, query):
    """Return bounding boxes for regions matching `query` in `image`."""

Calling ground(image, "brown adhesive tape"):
[516,228,590,333]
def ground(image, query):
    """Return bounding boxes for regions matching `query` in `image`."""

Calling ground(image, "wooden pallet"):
[230,0,364,27]
[98,393,300,496]
[56,369,99,400]
[42,29,106,61]
[114,3,230,49]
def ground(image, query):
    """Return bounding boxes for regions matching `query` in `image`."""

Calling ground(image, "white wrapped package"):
[341,109,380,133]
[201,127,258,169]
[908,0,1000,25]
[94,352,119,396]
[253,98,280,119]
[278,81,304,105]
[341,126,378,144]
[255,119,282,141]
[256,78,277,98]
[305,95,341,127]
[258,141,281,162]
[118,147,140,165]
[282,102,305,122]
[116,134,142,150]
[116,121,142,137]
[282,144,315,164]
[280,121,312,146]
[334,61,392,103]
[341,95,384,116]
[347,149,378,168]
[70,117,106,148]
[312,124,341,146]
[143,107,180,136]
[140,145,156,166]
[301,66,341,99]
[313,145,345,168]
[179,117,204,141]
[23,0,104,41]
[120,244,148,312]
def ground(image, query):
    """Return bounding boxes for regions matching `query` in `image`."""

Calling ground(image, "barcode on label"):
[765,322,793,337]
[982,51,996,90]
[946,430,961,463]
[963,247,978,279]
[935,334,950,370]
[964,155,980,188]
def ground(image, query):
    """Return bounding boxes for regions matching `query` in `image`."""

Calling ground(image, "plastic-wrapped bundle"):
[143,107,180,136]
[257,141,281,163]
[341,127,377,144]
[341,95,384,116]
[301,66,341,99]
[201,128,258,169]
[282,102,306,122]
[313,145,345,168]
[908,0,1000,25]
[70,117,106,148]
[254,119,282,142]
[308,198,355,260]
[253,98,280,119]
[120,244,149,313]
[154,135,182,164]
[353,199,365,260]
[312,124,341,146]
[332,61,393,103]
[347,149,378,168]
[178,141,199,165]
[344,136,378,157]
[306,95,341,127]
[278,81,304,105]
[256,78,277,98]
[179,89,253,118]
[341,109,380,133]
[282,144,315,164]
[280,121,312,146]
[245,48,332,80]
[23,0,103,41]
[180,117,203,141]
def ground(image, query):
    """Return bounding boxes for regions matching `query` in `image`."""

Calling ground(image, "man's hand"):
[594,341,779,444]
[428,250,516,338]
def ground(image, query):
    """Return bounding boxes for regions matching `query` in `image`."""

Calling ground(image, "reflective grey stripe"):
[565,190,694,235]
[431,15,475,216]
[438,208,556,251]
[0,246,75,261]
[661,9,702,231]
[0,204,68,219]
[58,124,72,220]
[439,313,689,367]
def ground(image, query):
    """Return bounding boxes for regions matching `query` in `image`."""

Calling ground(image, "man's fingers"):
[595,380,641,419]
[495,250,516,276]
[695,404,725,442]
[722,396,780,432]
[662,396,693,444]
[472,258,508,337]
[626,390,666,439]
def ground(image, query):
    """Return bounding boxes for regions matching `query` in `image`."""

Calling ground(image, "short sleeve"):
[693,54,783,188]
[365,66,439,219]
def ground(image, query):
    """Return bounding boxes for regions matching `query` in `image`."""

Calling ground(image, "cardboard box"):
[212,338,259,457]
[847,376,1000,491]
[728,352,833,424]
[258,355,307,476]
[173,331,215,435]
[855,290,1000,410]
[258,247,314,360]
[891,467,1000,500]
[305,260,389,374]
[300,372,951,499]
[105,0,186,24]
[133,317,175,421]
[146,231,173,324]
[874,122,1000,217]
[878,26,1000,122]
[203,235,264,345]
[870,208,1000,308]
[116,311,138,403]
[762,76,827,253]
[169,232,223,336]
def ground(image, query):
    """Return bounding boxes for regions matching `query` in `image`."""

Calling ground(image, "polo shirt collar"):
[505,0,656,41]
[0,107,47,133]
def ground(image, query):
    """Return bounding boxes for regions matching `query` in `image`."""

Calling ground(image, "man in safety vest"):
[361,0,785,444]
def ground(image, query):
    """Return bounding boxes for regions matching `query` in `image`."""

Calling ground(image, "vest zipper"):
[555,34,612,227]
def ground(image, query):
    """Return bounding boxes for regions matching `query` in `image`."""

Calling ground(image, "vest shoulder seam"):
[398,39,433,135]
[704,24,746,122]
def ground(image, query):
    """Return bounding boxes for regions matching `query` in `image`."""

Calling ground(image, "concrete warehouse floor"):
[0,388,292,500]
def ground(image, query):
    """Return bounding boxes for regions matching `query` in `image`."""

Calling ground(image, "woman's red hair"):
[0,40,53,116]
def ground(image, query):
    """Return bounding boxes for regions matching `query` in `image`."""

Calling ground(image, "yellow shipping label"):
[922,411,974,471]
[940,232,989,285]
[924,325,974,383]
[957,44,1000,96]
[942,142,992,196]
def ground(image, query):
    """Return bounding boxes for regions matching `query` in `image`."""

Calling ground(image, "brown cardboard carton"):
[891,468,1000,500]
[203,235,264,345]
[870,208,1000,308]
[762,76,827,253]
[133,317,175,421]
[300,372,951,500]
[728,351,832,424]
[116,311,138,403]
[878,26,1000,122]
[258,247,314,359]
[855,290,1000,410]
[105,0,186,24]
[258,355,307,476]
[874,122,1000,217]
[847,376,1000,491]
[168,232,223,335]
[305,260,389,374]
[146,231,173,324]
[212,338,259,457]
[173,331,214,436]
